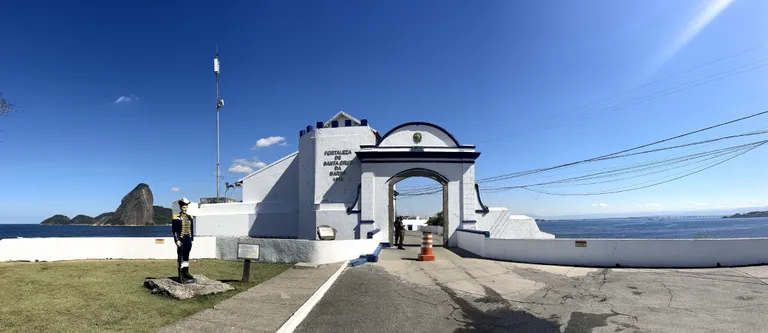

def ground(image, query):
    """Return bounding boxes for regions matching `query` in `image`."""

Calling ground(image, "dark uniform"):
[394,218,405,249]
[172,211,195,282]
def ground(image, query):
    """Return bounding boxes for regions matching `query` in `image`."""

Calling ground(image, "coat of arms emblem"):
[413,132,422,144]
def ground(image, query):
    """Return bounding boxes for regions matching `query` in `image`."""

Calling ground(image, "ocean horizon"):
[2,217,768,239]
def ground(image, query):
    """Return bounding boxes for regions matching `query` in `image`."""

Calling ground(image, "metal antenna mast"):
[214,48,224,198]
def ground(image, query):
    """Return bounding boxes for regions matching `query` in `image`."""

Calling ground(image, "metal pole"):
[242,259,251,282]
[215,52,221,198]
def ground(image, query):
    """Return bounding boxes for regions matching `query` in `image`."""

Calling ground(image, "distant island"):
[41,183,172,226]
[723,211,768,219]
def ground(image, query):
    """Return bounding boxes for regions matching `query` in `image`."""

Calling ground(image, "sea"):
[535,217,768,239]
[2,217,768,239]
[0,224,170,239]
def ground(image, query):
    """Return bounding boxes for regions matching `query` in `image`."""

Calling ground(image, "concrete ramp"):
[476,207,554,239]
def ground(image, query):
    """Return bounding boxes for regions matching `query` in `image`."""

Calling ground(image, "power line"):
[397,138,722,193]
[476,111,768,183]
[485,141,762,191]
[522,141,765,196]
[398,124,768,196]
[401,108,768,194]
[547,59,768,130]
[476,53,768,145]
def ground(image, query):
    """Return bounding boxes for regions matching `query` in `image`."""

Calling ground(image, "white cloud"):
[228,164,254,174]
[278,142,288,146]
[114,96,132,104]
[649,0,734,73]
[591,203,608,207]
[233,158,266,169]
[170,187,180,192]
[228,158,267,174]
[686,201,708,207]
[252,136,286,149]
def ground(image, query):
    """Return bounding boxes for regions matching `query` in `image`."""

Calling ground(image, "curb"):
[275,261,347,333]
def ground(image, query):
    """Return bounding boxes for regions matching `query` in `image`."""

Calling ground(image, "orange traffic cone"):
[417,231,435,261]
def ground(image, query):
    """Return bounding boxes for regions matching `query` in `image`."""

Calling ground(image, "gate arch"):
[356,122,481,247]
[387,168,450,245]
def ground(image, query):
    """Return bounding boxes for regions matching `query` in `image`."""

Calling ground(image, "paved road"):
[397,229,443,248]
[297,247,768,333]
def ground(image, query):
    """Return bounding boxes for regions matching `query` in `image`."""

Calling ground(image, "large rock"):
[40,183,172,226]
[93,212,115,226]
[70,215,95,225]
[153,205,172,225]
[40,214,71,225]
[105,183,154,226]
[144,275,234,300]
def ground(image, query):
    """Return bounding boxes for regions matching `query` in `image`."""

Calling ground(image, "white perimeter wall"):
[418,225,444,235]
[0,237,217,262]
[456,231,768,268]
[216,234,382,265]
[403,218,428,229]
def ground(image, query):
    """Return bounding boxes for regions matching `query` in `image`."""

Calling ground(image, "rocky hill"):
[40,183,172,226]
[723,211,768,218]
[40,215,72,225]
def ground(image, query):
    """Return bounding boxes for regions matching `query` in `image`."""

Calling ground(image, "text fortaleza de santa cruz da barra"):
[323,150,353,182]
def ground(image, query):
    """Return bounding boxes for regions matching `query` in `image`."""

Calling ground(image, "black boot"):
[181,267,195,283]
[183,267,194,280]
[177,268,183,283]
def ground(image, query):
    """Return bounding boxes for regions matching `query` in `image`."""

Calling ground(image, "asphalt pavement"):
[297,233,768,333]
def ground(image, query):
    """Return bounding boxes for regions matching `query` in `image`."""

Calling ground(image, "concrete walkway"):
[156,263,342,333]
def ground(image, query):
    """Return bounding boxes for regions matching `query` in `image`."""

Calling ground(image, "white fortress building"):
[5,112,768,268]
[183,111,553,252]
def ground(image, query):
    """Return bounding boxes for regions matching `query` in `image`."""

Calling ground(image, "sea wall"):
[0,235,380,265]
[0,237,217,262]
[215,234,381,265]
[456,229,768,268]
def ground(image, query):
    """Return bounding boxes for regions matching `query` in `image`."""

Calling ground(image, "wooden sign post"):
[237,244,260,282]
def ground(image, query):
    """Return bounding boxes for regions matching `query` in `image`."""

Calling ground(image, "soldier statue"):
[172,198,196,284]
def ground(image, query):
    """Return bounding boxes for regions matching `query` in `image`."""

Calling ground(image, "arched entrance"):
[387,168,449,246]
[355,122,481,247]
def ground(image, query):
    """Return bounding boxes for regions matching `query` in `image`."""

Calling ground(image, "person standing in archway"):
[394,216,405,250]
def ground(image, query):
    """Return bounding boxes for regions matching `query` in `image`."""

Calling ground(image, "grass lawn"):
[0,259,293,333]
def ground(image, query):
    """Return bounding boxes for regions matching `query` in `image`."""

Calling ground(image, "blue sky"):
[1,0,767,223]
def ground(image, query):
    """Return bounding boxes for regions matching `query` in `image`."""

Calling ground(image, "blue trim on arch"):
[386,168,450,185]
[359,145,476,149]
[357,150,481,162]
[377,122,462,147]
[360,220,375,224]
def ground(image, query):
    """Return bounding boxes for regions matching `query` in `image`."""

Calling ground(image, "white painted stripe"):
[276,261,347,333]
[180,261,189,268]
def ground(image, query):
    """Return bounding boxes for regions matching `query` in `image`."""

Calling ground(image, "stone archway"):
[387,168,450,246]
[356,122,481,247]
